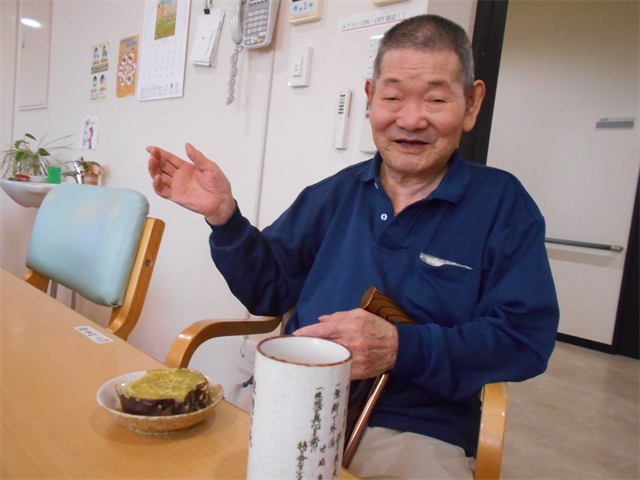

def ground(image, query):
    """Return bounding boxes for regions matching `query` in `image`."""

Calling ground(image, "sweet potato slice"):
[116,369,211,416]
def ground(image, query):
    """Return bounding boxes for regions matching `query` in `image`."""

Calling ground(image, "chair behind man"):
[164,288,507,480]
[23,184,165,340]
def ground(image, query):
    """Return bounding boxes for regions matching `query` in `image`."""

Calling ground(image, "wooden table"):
[0,269,358,479]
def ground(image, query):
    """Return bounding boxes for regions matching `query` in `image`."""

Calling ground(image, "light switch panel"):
[365,35,383,79]
[289,46,313,87]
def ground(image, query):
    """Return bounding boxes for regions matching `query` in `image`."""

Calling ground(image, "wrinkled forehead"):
[374,47,466,87]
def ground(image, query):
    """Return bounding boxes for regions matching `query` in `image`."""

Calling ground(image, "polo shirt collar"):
[356,150,471,205]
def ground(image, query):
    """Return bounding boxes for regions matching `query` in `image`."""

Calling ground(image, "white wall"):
[0,0,477,411]
[487,0,639,344]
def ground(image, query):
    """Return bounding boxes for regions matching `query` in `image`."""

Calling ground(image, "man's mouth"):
[394,139,429,147]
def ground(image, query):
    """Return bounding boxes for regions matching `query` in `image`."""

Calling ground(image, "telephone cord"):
[226,44,244,105]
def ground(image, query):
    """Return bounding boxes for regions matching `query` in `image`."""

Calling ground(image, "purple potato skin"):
[116,380,211,416]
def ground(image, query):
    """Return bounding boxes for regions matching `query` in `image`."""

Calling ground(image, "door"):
[485,1,639,347]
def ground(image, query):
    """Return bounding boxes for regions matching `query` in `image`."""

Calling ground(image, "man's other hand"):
[147,143,236,225]
[293,309,399,380]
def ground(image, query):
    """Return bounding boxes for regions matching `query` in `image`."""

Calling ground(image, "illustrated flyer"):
[90,43,109,101]
[80,116,100,150]
[117,35,139,98]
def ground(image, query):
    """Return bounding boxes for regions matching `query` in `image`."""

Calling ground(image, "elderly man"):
[148,14,559,479]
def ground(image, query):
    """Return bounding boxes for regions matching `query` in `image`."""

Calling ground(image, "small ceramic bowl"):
[97,371,224,435]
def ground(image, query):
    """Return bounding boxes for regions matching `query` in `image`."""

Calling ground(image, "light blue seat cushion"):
[26,184,149,307]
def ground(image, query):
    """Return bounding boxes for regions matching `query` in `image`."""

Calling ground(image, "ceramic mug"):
[247,336,352,480]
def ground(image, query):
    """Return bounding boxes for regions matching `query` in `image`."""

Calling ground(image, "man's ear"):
[365,78,375,104]
[462,80,486,132]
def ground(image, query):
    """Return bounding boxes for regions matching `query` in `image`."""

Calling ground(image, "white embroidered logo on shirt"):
[420,253,473,270]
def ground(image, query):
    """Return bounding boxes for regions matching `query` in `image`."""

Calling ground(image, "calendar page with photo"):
[137,0,191,101]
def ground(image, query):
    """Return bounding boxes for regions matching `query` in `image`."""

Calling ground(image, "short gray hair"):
[372,14,475,94]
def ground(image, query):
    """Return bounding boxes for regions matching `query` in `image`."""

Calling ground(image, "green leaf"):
[15,151,26,161]
[25,134,36,140]
[38,148,50,156]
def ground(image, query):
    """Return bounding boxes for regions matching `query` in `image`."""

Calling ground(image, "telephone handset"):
[227,0,280,104]
[230,0,280,49]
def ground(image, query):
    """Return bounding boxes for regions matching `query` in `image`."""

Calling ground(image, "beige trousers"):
[347,426,475,480]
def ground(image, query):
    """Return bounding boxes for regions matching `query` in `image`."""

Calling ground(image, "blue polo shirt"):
[209,151,559,455]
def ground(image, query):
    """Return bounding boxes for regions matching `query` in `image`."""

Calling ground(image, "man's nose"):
[395,100,428,131]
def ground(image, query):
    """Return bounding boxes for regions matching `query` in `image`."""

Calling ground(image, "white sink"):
[0,179,59,208]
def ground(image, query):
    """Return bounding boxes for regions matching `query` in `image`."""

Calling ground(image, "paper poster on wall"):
[137,0,191,101]
[80,116,100,150]
[117,35,139,98]
[90,43,109,101]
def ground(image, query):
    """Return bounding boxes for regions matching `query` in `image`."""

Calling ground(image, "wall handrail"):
[545,237,624,253]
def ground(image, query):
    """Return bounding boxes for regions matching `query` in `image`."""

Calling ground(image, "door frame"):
[461,0,639,357]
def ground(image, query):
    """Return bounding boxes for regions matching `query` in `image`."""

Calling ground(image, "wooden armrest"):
[474,382,508,480]
[164,316,283,368]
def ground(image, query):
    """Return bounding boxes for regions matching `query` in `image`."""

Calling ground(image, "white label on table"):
[74,326,113,344]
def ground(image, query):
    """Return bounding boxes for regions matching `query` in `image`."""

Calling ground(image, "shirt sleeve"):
[208,181,335,316]
[392,215,560,400]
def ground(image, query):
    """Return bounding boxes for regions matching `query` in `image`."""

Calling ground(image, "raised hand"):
[147,143,236,225]
[293,308,399,380]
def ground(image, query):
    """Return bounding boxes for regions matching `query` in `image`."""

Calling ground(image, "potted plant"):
[74,157,103,185]
[1,133,72,181]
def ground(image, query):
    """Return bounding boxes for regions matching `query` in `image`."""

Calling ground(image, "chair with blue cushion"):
[23,184,165,340]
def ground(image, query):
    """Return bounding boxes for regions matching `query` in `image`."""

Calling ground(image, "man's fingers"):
[151,174,171,198]
[293,321,342,339]
[148,155,161,177]
[148,145,185,170]
[318,308,362,323]
[185,143,212,171]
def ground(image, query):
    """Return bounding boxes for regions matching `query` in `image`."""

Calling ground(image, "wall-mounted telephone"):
[230,0,280,48]
[227,0,280,104]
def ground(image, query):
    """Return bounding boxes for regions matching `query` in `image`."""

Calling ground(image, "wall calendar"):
[137,0,192,101]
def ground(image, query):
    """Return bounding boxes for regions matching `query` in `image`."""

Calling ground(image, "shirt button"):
[381,213,388,221]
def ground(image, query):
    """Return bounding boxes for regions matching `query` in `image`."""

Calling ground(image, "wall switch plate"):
[289,46,313,87]
[238,339,257,374]
[365,34,383,79]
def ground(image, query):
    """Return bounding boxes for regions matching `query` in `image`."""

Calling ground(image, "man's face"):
[365,48,484,179]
